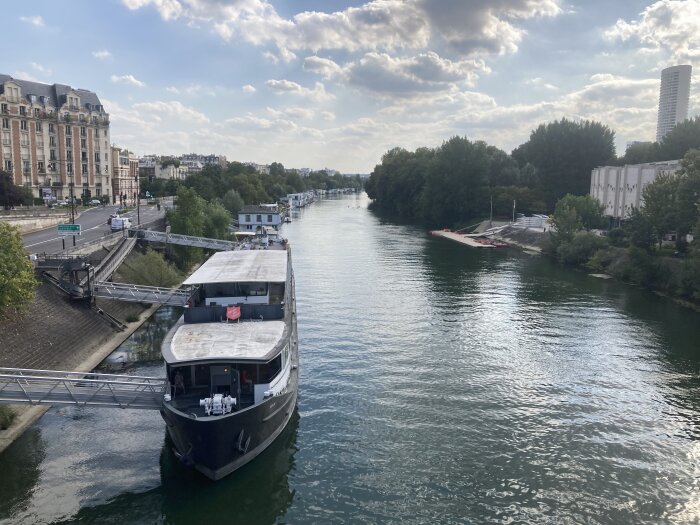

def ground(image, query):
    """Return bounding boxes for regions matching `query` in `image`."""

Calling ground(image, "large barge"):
[160,243,298,480]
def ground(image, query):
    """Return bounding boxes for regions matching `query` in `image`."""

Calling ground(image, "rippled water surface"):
[2,194,700,524]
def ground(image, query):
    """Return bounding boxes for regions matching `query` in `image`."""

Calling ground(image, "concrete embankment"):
[0,282,160,454]
[0,210,72,234]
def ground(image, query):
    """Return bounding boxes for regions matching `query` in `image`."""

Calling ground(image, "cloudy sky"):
[4,0,699,172]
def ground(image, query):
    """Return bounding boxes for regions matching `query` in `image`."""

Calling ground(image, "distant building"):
[154,162,188,180]
[238,205,281,231]
[180,153,226,168]
[111,146,139,206]
[590,160,681,219]
[0,74,111,201]
[656,65,692,142]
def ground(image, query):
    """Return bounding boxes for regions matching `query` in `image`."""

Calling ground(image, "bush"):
[607,228,626,247]
[116,248,183,288]
[125,313,140,323]
[0,405,15,430]
[556,231,608,265]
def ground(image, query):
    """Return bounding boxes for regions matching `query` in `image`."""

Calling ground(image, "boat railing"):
[184,303,284,323]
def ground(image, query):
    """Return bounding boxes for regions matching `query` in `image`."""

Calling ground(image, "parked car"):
[107,213,119,225]
[89,199,101,206]
[55,200,68,207]
[110,217,132,231]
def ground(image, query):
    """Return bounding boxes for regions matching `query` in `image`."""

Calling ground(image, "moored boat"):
[160,242,298,480]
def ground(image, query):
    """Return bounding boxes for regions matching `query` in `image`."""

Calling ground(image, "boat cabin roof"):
[163,320,286,363]
[183,250,287,285]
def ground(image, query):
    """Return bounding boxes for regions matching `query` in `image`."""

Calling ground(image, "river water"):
[1,194,700,524]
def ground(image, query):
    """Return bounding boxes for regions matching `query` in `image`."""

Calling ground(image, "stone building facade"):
[0,75,111,201]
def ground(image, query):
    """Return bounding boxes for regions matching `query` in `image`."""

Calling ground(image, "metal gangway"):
[129,229,239,251]
[0,368,168,410]
[91,281,193,306]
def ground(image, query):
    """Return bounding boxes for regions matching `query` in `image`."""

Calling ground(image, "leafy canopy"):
[0,222,37,312]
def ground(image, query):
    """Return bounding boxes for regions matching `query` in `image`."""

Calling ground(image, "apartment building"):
[0,75,111,201]
[111,146,139,205]
[656,65,692,142]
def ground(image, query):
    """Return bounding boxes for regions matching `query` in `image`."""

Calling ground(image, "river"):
[1,193,699,524]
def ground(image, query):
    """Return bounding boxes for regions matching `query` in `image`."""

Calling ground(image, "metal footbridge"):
[129,229,239,251]
[0,368,168,410]
[91,282,193,306]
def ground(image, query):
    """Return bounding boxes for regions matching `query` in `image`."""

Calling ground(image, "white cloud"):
[166,86,180,94]
[604,0,700,64]
[31,62,52,76]
[19,15,44,27]
[92,50,112,60]
[12,71,40,83]
[525,77,558,90]
[303,56,343,79]
[111,74,146,87]
[242,84,256,93]
[267,106,316,120]
[121,0,562,58]
[133,100,210,123]
[266,79,334,102]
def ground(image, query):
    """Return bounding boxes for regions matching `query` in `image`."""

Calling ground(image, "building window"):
[267,214,272,222]
[34,108,40,118]
[2,118,8,129]
[66,137,72,148]
[245,214,251,223]
[50,149,56,161]
[49,136,56,147]
[38,161,45,173]
[104,153,108,161]
[19,106,26,116]
[81,138,86,149]
[65,126,72,136]
[20,120,27,130]
[49,123,55,133]
[4,160,12,171]
[81,152,87,162]
[0,104,7,114]
[67,163,73,174]
[104,165,109,173]
[82,163,88,174]
[23,160,31,174]
[80,126,86,137]
[66,151,72,161]
[256,215,262,223]
[94,152,100,163]
[36,122,42,133]
[96,164,101,174]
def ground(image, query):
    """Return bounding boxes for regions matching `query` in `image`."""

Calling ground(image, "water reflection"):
[60,411,299,525]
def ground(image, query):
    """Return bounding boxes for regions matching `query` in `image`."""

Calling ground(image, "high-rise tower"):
[656,65,692,142]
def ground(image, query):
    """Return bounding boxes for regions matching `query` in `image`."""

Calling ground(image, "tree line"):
[366,117,700,227]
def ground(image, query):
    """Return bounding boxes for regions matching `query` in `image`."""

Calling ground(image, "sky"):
[4,0,699,173]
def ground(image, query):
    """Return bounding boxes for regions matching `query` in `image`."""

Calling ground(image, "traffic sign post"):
[57,224,81,236]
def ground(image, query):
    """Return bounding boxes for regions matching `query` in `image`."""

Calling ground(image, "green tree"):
[0,171,33,209]
[512,118,616,210]
[167,187,207,269]
[0,222,37,312]
[203,200,232,240]
[222,189,244,216]
[659,117,700,161]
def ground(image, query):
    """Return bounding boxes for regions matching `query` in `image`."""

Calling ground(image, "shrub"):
[556,231,608,265]
[0,405,15,430]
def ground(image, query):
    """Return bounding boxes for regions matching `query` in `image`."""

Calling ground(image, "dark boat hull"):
[161,367,298,480]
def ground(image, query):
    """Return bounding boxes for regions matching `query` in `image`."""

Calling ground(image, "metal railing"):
[91,281,193,306]
[0,368,168,410]
[129,229,238,251]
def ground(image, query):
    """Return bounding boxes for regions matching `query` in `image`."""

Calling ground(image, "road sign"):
[57,224,81,236]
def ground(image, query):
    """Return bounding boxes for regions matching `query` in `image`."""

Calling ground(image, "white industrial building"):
[590,160,681,219]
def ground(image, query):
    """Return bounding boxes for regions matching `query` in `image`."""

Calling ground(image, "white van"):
[110,217,132,231]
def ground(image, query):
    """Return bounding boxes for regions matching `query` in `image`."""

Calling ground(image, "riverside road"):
[21,201,167,253]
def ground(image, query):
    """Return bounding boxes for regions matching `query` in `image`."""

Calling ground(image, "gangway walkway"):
[0,368,168,410]
[91,282,193,306]
[129,229,239,251]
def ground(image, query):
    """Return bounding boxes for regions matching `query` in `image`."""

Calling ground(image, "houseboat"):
[160,244,298,480]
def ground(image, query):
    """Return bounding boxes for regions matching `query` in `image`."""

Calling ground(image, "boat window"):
[194,364,209,387]
[261,354,282,382]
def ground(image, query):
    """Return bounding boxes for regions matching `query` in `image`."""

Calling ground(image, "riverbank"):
[0,280,160,453]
